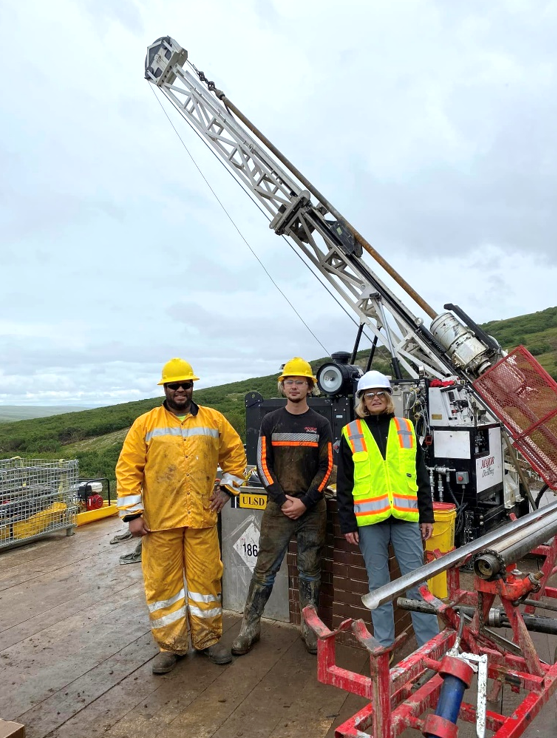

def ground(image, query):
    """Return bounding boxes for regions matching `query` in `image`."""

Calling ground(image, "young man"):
[116,358,246,675]
[232,357,333,655]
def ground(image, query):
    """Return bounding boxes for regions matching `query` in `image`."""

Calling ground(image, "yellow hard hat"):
[158,358,200,385]
[278,357,316,382]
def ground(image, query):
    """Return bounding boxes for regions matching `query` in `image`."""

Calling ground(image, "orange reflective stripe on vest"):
[393,416,414,449]
[344,418,368,453]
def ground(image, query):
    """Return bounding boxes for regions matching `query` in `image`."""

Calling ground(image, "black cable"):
[535,484,549,509]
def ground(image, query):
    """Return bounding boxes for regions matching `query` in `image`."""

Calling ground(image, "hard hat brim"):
[278,373,317,383]
[158,375,200,385]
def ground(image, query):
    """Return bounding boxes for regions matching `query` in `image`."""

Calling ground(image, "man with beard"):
[116,358,246,674]
[232,357,333,656]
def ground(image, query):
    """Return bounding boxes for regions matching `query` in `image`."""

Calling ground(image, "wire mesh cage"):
[0,457,79,550]
[473,346,557,490]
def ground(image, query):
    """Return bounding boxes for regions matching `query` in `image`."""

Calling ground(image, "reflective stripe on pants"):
[142,526,223,652]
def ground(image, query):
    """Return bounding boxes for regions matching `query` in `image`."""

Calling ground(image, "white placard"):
[433,430,471,459]
[475,427,503,493]
[233,522,261,571]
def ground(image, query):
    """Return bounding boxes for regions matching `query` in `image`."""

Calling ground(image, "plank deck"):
[0,517,555,738]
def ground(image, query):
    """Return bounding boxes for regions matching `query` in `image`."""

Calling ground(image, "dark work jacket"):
[336,413,434,534]
[257,407,333,509]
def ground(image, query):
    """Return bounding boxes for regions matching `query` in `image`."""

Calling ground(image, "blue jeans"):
[358,520,439,647]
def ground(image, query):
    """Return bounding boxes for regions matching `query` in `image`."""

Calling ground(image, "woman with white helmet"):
[336,370,439,655]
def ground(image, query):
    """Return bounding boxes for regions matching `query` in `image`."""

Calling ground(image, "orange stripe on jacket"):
[259,436,274,485]
[318,442,334,492]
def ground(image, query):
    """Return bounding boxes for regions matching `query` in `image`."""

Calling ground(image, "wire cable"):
[150,84,387,358]
[149,85,330,355]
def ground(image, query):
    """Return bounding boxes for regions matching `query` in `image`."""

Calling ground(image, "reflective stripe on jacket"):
[341,416,419,526]
[116,403,246,531]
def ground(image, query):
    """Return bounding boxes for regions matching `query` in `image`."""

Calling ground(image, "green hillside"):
[482,306,557,379]
[0,405,90,423]
[0,306,555,485]
[0,350,391,483]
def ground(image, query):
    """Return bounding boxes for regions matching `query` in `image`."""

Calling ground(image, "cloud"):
[0,0,556,406]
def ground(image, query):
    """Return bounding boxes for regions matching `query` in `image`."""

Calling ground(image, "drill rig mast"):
[145,36,557,541]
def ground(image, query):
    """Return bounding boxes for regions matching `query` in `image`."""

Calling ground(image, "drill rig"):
[145,36,557,544]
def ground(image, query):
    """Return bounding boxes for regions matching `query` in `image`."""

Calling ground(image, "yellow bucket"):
[425,502,456,598]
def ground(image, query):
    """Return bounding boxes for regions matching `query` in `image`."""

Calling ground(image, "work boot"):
[231,579,273,656]
[119,540,142,565]
[198,641,232,665]
[299,579,320,655]
[152,651,181,675]
[110,530,133,544]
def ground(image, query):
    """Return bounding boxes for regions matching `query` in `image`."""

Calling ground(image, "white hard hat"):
[357,370,392,396]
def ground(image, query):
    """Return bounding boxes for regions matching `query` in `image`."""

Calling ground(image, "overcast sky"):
[1,0,556,407]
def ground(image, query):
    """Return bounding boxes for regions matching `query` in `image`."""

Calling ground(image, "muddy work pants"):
[252,498,326,594]
[142,526,223,653]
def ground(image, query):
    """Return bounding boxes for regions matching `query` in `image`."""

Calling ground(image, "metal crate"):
[0,457,79,550]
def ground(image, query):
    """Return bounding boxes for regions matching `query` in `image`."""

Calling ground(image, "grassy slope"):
[0,406,90,423]
[0,306,555,482]
[482,306,557,378]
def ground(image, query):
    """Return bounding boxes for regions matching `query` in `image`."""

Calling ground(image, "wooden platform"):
[0,517,556,738]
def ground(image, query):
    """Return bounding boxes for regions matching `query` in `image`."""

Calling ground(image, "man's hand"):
[344,531,359,545]
[420,523,433,541]
[129,517,150,537]
[281,495,307,520]
[210,487,231,513]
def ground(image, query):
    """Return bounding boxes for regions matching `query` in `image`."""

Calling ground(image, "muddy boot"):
[299,579,320,655]
[119,540,142,565]
[110,530,133,544]
[152,651,182,675]
[199,641,232,665]
[231,580,273,656]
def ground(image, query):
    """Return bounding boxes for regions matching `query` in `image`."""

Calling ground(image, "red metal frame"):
[304,534,557,738]
[472,345,557,490]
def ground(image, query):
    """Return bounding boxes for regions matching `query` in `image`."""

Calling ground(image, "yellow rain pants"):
[142,526,223,652]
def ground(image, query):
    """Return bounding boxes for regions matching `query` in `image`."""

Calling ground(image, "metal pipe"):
[522,597,557,613]
[361,500,557,610]
[350,323,365,365]
[218,95,437,319]
[398,598,557,636]
[437,471,444,503]
[484,509,557,556]
[473,510,557,578]
[365,335,378,372]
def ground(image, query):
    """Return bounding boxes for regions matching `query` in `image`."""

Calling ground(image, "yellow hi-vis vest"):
[342,416,419,526]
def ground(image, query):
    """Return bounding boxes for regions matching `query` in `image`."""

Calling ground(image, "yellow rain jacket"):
[116,402,246,531]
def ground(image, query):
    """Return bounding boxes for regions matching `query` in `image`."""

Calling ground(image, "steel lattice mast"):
[144,37,501,382]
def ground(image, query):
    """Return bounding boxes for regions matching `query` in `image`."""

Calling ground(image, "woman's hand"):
[420,523,433,541]
[344,531,359,545]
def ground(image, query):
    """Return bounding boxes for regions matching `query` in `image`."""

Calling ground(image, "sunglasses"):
[363,391,387,399]
[165,381,193,391]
